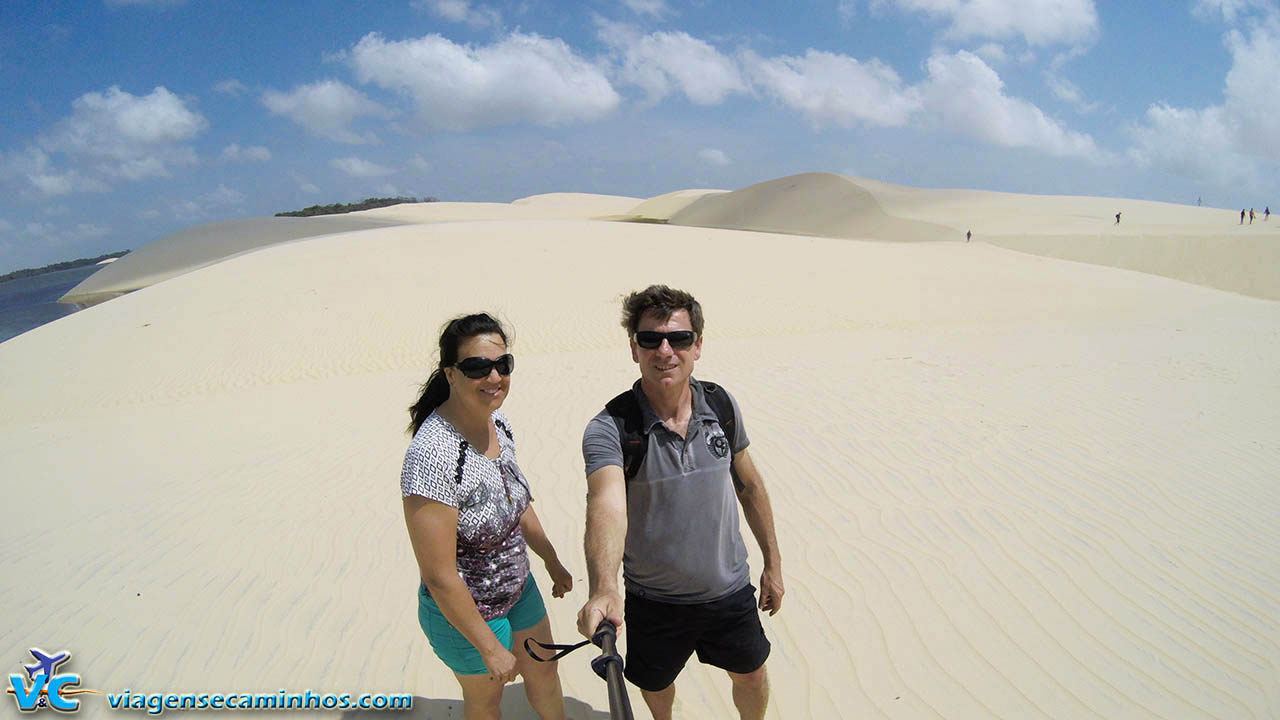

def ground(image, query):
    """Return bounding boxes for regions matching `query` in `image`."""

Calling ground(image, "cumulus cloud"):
[919,51,1098,157]
[214,79,248,96]
[1193,0,1272,23]
[348,32,620,131]
[741,48,921,128]
[974,42,1008,64]
[220,144,271,162]
[261,80,388,144]
[171,184,245,221]
[38,86,205,179]
[621,0,671,18]
[1128,13,1280,181]
[873,0,1098,46]
[0,148,107,196]
[413,0,501,27]
[1044,49,1098,113]
[838,0,857,25]
[698,148,730,166]
[330,156,395,177]
[0,86,204,197]
[598,23,749,105]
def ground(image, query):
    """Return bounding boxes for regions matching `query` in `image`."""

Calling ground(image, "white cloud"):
[698,148,730,166]
[35,86,206,182]
[301,183,321,194]
[261,80,388,144]
[1128,104,1244,183]
[74,223,110,238]
[221,144,272,162]
[170,184,245,221]
[741,48,921,128]
[1127,13,1280,181]
[0,148,108,196]
[598,23,749,105]
[1194,0,1272,23]
[330,156,395,177]
[974,42,1008,64]
[839,0,857,25]
[412,155,432,171]
[214,79,247,96]
[348,32,620,131]
[140,209,161,219]
[919,51,1098,157]
[413,0,501,27]
[621,0,671,18]
[873,0,1098,46]
[1044,49,1098,113]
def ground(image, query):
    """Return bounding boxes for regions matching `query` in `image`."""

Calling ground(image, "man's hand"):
[577,590,624,638]
[546,558,574,599]
[758,568,784,615]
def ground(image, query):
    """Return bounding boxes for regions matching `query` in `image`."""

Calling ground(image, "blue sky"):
[3,0,1279,272]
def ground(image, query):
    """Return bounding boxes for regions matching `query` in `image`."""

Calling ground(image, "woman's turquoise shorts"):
[418,573,547,676]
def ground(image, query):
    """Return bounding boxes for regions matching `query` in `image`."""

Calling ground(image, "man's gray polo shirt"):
[583,378,751,604]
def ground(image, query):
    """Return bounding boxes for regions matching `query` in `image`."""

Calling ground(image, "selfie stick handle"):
[591,620,634,720]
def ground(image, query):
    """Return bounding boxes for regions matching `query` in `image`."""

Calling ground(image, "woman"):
[402,313,573,720]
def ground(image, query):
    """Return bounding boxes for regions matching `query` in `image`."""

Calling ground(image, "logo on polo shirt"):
[706,428,730,459]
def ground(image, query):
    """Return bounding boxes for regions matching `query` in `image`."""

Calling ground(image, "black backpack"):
[604,380,743,492]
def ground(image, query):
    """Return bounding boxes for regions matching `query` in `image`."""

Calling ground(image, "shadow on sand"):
[339,683,610,719]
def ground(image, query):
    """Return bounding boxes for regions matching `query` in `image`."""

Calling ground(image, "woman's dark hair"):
[407,313,508,435]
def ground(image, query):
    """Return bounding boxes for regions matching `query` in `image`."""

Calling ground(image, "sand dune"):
[3,180,1278,719]
[668,172,957,242]
[59,215,406,306]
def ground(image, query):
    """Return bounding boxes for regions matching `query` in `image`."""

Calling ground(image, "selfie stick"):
[591,621,634,720]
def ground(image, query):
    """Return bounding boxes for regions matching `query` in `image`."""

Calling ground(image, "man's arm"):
[577,465,627,637]
[733,448,785,615]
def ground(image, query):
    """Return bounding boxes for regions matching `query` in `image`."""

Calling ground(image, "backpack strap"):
[605,389,648,481]
[698,380,744,493]
[604,381,744,492]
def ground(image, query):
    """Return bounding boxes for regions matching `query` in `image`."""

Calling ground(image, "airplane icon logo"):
[7,648,96,713]
[24,650,71,681]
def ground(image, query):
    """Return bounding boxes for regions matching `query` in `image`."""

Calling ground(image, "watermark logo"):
[7,649,97,713]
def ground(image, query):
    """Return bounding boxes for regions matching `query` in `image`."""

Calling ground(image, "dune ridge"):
[668,172,958,242]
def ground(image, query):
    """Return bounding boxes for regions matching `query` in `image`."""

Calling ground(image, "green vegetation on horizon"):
[275,196,437,217]
[0,250,131,284]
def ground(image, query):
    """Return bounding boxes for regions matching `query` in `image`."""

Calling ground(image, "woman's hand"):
[546,558,574,598]
[481,646,518,684]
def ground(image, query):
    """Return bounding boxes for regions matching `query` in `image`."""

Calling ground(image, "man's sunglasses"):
[455,354,515,379]
[633,330,697,350]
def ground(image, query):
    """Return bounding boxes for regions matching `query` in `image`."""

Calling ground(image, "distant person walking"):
[965,230,971,242]
[1198,197,1202,206]
[1250,208,1255,224]
[1266,207,1270,221]
[1241,209,1246,224]
[1115,212,1121,225]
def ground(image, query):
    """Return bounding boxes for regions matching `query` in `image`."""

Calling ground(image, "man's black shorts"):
[623,584,771,692]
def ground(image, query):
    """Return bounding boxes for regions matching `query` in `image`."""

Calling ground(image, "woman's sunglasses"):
[633,330,697,350]
[454,354,515,379]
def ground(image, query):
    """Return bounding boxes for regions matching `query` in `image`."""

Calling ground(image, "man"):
[578,285,784,720]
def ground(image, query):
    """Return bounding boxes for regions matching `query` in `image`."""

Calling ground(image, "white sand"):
[2,177,1278,719]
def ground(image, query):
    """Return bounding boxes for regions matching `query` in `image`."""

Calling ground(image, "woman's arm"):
[403,495,517,682]
[519,504,573,598]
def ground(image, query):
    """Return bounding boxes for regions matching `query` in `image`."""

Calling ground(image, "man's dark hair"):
[620,284,704,336]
